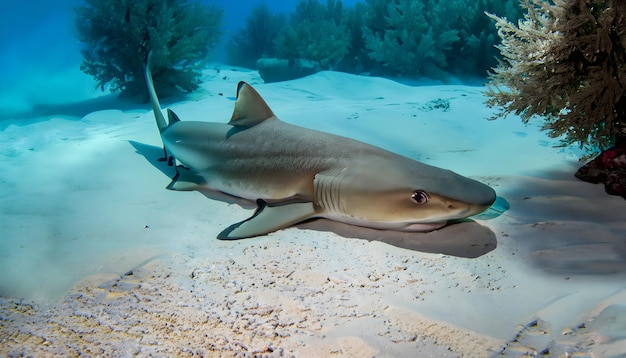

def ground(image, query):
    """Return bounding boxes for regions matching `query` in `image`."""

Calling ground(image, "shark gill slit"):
[315,170,345,215]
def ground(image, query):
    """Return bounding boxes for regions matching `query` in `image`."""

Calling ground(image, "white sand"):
[1,68,625,357]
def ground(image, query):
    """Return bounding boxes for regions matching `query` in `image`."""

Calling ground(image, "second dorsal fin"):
[228,82,275,126]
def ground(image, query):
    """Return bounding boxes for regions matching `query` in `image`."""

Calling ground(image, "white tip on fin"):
[228,82,275,126]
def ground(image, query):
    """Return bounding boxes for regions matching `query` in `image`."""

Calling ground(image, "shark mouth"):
[401,222,447,232]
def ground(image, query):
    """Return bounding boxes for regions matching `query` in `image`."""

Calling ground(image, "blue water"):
[1,0,364,116]
[2,4,626,356]
[2,0,509,118]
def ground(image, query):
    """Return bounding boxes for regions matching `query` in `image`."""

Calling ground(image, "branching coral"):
[447,0,522,77]
[486,0,626,150]
[76,0,223,99]
[364,0,460,78]
[227,4,286,69]
[363,0,520,79]
[336,2,370,73]
[275,0,350,70]
[229,0,520,81]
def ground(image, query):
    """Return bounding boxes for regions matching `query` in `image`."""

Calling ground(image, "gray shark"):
[144,64,496,239]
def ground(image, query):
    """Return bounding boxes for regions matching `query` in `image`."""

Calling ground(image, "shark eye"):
[411,190,428,205]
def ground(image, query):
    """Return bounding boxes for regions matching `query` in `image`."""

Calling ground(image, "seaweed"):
[75,0,223,99]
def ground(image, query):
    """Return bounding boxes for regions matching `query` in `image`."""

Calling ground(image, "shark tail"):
[144,51,174,165]
[143,51,168,133]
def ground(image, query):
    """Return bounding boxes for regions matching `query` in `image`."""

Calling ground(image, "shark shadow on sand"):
[298,218,497,258]
[502,168,626,276]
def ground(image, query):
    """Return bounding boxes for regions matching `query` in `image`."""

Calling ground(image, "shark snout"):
[438,178,496,220]
[456,175,497,207]
[475,182,497,207]
[464,181,497,215]
[440,198,491,221]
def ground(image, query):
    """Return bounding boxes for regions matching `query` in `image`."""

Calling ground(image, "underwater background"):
[1,0,521,117]
[1,0,370,115]
[2,1,625,357]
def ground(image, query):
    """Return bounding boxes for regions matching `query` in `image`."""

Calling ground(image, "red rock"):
[575,142,626,199]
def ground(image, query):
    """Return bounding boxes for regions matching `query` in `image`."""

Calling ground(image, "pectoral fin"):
[167,166,206,191]
[218,200,318,240]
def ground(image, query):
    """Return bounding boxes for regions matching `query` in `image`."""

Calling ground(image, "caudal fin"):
[143,52,168,133]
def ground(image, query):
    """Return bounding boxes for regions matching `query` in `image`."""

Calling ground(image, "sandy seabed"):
[1,68,625,357]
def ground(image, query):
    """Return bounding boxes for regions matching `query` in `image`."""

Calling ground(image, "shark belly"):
[321,212,447,231]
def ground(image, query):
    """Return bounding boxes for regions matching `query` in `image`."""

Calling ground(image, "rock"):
[256,58,320,83]
[575,141,626,199]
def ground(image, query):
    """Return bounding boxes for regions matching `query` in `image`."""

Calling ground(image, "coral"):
[486,0,626,198]
[75,0,223,99]
[256,58,319,83]
[275,0,350,70]
[485,0,626,150]
[447,0,522,77]
[363,0,521,80]
[227,4,287,69]
[229,0,521,82]
[337,2,370,73]
[363,0,458,79]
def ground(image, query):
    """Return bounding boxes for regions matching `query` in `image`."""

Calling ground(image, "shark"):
[143,64,496,240]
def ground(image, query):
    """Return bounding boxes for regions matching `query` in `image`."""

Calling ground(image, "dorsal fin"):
[228,82,275,126]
